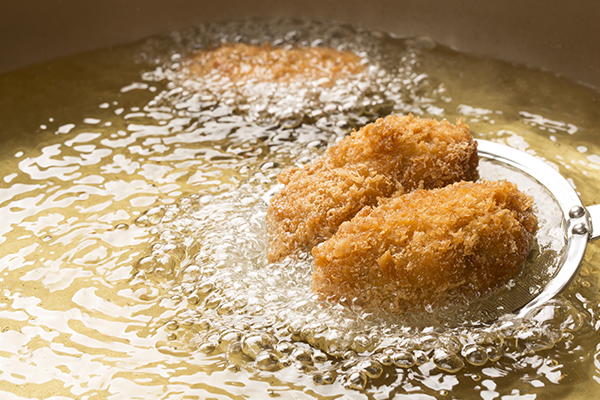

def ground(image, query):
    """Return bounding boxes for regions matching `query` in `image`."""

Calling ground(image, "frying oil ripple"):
[1,18,600,400]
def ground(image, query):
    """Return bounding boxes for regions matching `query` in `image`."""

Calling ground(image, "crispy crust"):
[267,114,479,262]
[311,180,538,312]
[187,43,365,84]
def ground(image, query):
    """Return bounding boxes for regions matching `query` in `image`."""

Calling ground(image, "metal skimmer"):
[474,139,600,321]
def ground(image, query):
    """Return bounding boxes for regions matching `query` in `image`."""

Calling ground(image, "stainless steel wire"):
[474,140,599,321]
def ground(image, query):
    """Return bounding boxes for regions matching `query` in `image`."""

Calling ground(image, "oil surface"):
[1,19,600,400]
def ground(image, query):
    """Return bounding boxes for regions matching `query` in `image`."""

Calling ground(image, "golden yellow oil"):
[1,19,600,399]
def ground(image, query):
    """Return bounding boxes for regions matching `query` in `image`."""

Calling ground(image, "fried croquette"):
[311,180,538,312]
[187,43,365,85]
[267,114,479,262]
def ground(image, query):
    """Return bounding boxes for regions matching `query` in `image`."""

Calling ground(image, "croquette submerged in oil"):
[312,180,538,312]
[266,114,479,262]
[187,43,365,85]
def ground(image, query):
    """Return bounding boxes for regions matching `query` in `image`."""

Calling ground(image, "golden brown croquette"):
[267,114,479,262]
[311,180,538,312]
[187,43,365,84]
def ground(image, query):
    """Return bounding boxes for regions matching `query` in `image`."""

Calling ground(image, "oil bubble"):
[135,256,157,272]
[414,350,430,366]
[358,360,383,379]
[292,348,313,363]
[312,350,328,363]
[198,342,216,354]
[462,344,488,366]
[187,294,200,304]
[242,333,277,359]
[255,351,280,371]
[433,348,465,373]
[392,351,416,368]
[344,370,367,390]
[166,320,179,330]
[204,294,222,309]
[218,330,242,352]
[515,329,556,354]
[486,346,502,362]
[352,334,375,353]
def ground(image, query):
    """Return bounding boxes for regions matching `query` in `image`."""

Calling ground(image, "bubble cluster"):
[140,19,448,131]
[126,18,592,396]
[130,180,584,391]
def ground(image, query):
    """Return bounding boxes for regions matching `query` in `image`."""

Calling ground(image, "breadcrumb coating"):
[187,43,365,85]
[267,114,479,262]
[312,180,538,312]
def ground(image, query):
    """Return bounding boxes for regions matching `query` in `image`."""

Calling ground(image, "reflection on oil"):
[1,19,600,399]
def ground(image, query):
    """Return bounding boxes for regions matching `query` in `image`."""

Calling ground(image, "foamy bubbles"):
[140,19,448,133]
[131,172,583,392]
